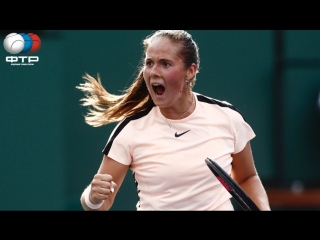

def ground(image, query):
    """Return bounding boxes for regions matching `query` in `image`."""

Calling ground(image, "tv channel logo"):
[4,32,41,66]
[4,33,41,54]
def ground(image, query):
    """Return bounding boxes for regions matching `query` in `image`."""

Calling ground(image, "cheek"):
[165,69,185,87]
[143,68,149,81]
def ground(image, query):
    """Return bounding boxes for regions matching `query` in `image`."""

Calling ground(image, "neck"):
[162,93,195,120]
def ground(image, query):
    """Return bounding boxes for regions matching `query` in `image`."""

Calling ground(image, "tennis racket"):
[205,158,260,211]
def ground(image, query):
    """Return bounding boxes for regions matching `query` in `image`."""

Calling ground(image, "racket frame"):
[205,157,260,211]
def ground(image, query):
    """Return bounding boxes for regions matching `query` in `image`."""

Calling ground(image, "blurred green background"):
[1,30,320,210]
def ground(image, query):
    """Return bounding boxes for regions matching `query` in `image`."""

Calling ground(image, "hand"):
[89,173,117,205]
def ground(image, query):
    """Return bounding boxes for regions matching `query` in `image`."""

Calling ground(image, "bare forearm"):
[239,175,271,211]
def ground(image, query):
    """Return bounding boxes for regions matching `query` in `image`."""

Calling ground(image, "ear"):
[186,63,197,80]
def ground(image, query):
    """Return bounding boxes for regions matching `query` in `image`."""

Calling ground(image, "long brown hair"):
[76,30,200,127]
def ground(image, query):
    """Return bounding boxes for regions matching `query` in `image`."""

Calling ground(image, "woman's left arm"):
[231,141,271,211]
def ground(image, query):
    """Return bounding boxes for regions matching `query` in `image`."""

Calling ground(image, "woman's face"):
[143,36,195,112]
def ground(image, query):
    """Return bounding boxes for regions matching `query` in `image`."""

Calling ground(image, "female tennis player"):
[77,30,271,210]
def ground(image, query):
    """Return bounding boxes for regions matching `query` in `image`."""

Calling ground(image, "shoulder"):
[118,105,155,128]
[103,105,155,155]
[112,106,154,136]
[194,92,244,119]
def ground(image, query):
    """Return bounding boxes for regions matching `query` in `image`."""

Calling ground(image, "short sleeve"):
[102,120,133,166]
[231,111,256,154]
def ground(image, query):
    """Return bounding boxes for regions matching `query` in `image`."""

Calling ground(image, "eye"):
[145,61,153,67]
[163,62,170,67]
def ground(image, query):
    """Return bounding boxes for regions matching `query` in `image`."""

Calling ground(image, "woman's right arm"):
[80,154,129,211]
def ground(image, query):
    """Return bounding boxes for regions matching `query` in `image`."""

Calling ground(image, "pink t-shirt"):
[103,92,255,210]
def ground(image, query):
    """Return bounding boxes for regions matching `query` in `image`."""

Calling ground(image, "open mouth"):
[152,83,165,96]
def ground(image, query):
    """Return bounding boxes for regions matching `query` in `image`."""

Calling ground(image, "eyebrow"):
[144,57,174,62]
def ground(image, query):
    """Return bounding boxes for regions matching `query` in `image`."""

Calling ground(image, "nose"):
[150,64,160,78]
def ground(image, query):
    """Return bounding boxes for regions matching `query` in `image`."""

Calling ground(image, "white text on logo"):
[6,56,39,65]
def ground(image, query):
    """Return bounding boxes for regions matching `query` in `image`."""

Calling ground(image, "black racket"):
[205,158,260,211]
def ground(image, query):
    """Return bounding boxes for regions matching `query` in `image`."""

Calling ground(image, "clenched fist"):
[88,173,117,205]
